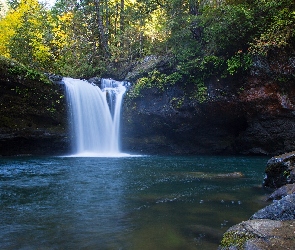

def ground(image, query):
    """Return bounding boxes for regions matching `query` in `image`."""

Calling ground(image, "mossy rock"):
[219,219,295,250]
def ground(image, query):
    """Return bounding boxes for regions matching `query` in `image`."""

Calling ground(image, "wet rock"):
[47,73,63,84]
[218,219,295,250]
[88,77,101,87]
[250,194,295,221]
[122,80,248,155]
[267,183,295,200]
[0,58,69,156]
[263,151,295,188]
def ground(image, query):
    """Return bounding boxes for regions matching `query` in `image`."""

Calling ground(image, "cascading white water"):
[63,77,127,157]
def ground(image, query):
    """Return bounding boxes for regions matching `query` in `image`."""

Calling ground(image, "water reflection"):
[0,156,270,249]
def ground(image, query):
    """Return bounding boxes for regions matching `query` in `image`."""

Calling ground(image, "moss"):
[220,231,255,249]
[283,170,291,178]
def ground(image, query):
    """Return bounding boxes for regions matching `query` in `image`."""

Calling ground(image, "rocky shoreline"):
[218,151,295,249]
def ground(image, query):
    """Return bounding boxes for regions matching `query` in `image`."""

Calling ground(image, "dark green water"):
[0,155,271,249]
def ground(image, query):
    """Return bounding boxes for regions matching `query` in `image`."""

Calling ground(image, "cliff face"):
[121,50,295,155]
[0,57,69,156]
[0,48,294,156]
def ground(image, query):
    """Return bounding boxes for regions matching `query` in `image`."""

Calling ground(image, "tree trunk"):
[94,0,109,58]
[120,0,124,33]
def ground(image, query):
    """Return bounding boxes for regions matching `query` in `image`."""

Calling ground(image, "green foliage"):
[199,55,225,76]
[171,96,184,109]
[250,0,295,55]
[164,72,183,85]
[198,4,255,56]
[0,0,54,71]
[189,80,208,103]
[129,69,182,98]
[0,0,294,81]
[196,82,208,103]
[0,56,51,83]
[227,52,253,75]
[130,77,151,98]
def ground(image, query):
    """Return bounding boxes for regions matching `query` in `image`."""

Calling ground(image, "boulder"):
[267,183,295,200]
[263,151,295,188]
[87,77,101,87]
[250,194,295,221]
[47,74,63,84]
[219,151,295,250]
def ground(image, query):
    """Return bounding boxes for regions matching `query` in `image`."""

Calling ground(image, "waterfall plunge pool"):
[1,79,271,249]
[0,155,271,249]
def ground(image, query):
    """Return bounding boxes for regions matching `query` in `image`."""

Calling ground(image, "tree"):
[250,0,295,55]
[0,0,53,70]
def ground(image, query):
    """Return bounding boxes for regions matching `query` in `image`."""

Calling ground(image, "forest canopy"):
[0,0,294,78]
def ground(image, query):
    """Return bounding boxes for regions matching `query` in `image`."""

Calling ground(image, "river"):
[0,155,271,249]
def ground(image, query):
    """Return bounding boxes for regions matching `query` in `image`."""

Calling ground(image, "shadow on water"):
[0,155,271,249]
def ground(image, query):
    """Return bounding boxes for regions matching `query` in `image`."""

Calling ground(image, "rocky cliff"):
[120,49,295,155]
[0,57,69,156]
[0,47,294,156]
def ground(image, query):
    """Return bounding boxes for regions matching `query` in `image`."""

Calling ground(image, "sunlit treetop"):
[0,0,9,17]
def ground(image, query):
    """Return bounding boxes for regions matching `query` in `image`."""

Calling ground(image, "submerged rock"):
[185,224,224,245]
[219,195,295,250]
[179,171,244,179]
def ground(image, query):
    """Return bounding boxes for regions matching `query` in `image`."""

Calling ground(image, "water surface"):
[0,155,270,249]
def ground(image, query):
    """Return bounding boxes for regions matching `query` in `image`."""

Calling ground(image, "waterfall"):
[63,77,127,157]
